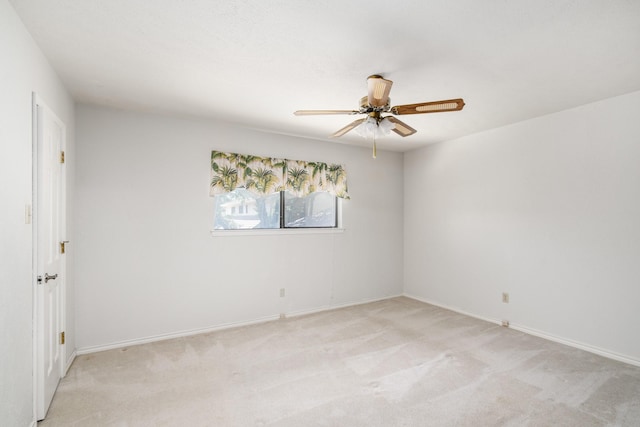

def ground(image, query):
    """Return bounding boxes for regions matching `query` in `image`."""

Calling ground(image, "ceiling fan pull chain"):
[372,136,377,159]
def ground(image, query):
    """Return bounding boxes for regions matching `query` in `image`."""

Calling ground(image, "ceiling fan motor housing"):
[359,96,389,113]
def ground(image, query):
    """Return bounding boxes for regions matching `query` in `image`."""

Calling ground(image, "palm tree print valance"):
[210,151,350,199]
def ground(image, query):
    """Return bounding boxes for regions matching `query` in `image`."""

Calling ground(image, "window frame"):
[211,190,343,234]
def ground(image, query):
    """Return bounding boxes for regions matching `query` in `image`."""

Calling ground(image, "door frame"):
[32,92,67,420]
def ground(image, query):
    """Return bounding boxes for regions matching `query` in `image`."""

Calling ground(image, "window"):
[209,150,348,232]
[214,189,337,230]
[284,191,336,228]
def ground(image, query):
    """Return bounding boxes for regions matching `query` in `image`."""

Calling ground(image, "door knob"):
[44,273,58,283]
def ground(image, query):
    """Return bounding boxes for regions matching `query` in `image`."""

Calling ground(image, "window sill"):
[210,228,345,237]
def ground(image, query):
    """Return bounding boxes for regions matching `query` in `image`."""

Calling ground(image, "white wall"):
[405,90,640,363]
[0,1,75,425]
[75,105,404,350]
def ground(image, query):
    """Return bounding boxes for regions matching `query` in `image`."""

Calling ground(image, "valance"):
[210,151,350,199]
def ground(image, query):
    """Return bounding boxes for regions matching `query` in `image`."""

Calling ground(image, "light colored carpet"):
[40,297,640,426]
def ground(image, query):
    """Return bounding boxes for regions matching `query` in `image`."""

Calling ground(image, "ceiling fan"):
[294,75,465,156]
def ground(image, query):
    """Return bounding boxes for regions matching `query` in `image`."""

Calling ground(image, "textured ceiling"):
[10,0,640,151]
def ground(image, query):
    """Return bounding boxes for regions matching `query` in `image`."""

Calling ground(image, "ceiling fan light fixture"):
[354,116,393,139]
[354,117,376,139]
[378,117,394,133]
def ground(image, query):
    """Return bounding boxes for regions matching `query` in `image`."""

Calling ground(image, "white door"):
[35,98,66,420]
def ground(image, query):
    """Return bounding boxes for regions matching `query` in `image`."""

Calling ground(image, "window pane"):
[214,188,280,229]
[284,191,337,228]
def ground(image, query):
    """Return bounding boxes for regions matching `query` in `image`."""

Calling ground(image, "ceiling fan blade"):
[386,116,417,137]
[391,98,465,115]
[294,109,359,116]
[330,118,367,138]
[367,75,393,107]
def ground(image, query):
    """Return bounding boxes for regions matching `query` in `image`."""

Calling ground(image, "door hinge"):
[60,240,69,254]
[60,150,65,164]
[60,331,65,345]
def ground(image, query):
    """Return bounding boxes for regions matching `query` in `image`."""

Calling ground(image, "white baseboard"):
[76,314,280,355]
[285,293,405,319]
[404,293,503,326]
[76,294,404,355]
[79,293,639,368]
[403,293,640,368]
[508,323,640,367]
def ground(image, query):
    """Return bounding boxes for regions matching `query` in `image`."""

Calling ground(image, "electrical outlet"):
[280,288,285,298]
[502,292,509,303]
